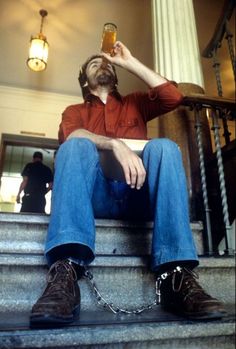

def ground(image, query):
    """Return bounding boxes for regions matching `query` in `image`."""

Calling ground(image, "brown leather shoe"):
[157,266,227,320]
[30,259,81,327]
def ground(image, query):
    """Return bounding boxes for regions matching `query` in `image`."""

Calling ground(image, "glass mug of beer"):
[101,23,117,54]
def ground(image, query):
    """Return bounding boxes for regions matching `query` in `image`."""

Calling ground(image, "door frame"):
[0,133,58,183]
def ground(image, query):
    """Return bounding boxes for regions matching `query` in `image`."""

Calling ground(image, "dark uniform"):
[21,161,53,213]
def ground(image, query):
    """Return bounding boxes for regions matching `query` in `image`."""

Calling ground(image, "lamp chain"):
[39,9,48,34]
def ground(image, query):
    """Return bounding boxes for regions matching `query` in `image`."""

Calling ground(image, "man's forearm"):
[122,56,167,88]
[103,41,167,88]
[67,129,146,189]
[67,128,115,151]
[16,178,28,202]
[17,178,27,195]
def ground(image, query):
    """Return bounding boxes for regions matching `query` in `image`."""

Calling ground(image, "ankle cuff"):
[67,258,85,279]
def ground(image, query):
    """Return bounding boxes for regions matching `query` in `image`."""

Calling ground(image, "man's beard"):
[95,69,116,87]
[97,73,113,85]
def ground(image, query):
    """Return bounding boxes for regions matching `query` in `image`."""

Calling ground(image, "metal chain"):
[83,268,159,315]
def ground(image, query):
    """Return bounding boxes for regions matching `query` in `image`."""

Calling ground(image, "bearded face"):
[86,58,116,90]
[96,69,115,85]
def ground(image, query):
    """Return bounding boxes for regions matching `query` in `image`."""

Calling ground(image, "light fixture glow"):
[27,9,49,72]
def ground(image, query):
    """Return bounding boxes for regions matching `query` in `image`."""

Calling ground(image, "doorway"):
[0,134,58,214]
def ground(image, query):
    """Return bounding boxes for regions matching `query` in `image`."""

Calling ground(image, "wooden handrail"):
[202,0,235,58]
[182,93,235,111]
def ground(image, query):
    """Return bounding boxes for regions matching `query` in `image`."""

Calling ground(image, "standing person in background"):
[16,151,53,213]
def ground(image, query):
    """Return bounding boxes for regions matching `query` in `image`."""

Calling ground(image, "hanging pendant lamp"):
[27,9,49,72]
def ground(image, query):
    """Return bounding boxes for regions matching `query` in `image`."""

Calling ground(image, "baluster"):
[212,48,223,97]
[211,108,234,255]
[194,105,213,255]
[225,21,236,80]
[221,110,231,145]
[212,47,231,145]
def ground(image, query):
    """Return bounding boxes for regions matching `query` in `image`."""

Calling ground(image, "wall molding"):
[0,85,82,114]
[0,85,83,140]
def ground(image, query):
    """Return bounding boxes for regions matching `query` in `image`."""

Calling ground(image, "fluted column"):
[150,0,213,227]
[152,0,204,87]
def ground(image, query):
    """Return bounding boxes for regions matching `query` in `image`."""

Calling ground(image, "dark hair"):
[33,151,43,160]
[78,54,118,99]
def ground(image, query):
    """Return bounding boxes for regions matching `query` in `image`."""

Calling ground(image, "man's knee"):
[61,137,95,150]
[58,138,98,159]
[144,138,180,155]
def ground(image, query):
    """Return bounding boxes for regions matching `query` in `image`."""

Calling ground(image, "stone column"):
[150,0,212,225]
[151,0,204,86]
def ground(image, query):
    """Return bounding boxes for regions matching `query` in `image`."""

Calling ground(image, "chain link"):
[83,268,159,315]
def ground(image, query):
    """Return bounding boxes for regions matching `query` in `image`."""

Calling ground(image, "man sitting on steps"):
[30,41,226,327]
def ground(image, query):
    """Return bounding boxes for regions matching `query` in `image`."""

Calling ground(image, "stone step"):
[0,253,235,314]
[0,213,235,349]
[0,212,204,255]
[0,308,235,349]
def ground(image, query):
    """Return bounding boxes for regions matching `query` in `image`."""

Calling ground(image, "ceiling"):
[0,0,235,99]
[0,0,153,98]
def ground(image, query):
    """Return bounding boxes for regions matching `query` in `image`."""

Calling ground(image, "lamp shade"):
[27,33,49,72]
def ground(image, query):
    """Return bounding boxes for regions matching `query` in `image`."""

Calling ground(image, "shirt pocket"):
[118,118,138,127]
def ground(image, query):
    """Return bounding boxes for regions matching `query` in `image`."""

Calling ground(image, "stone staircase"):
[0,212,235,349]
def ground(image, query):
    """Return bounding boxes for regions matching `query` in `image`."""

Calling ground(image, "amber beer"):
[101,23,117,54]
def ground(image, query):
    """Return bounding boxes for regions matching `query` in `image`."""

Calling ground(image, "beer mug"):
[101,23,117,54]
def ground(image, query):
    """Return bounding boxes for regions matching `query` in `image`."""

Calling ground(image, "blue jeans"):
[45,138,198,272]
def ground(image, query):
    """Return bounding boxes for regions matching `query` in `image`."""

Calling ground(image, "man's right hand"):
[111,139,146,190]
[16,194,21,203]
[67,129,146,189]
[102,41,167,88]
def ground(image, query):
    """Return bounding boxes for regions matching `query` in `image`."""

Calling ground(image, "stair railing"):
[202,0,235,146]
[182,94,235,256]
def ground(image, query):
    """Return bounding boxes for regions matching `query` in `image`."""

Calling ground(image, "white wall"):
[0,85,82,141]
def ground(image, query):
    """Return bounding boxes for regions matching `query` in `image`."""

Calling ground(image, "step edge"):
[0,321,234,347]
[0,253,234,268]
[0,212,203,229]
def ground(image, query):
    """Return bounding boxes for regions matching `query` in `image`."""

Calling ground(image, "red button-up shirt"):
[58,82,183,144]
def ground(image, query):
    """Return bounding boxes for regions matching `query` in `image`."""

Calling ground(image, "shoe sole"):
[162,305,227,321]
[184,309,227,320]
[30,305,80,328]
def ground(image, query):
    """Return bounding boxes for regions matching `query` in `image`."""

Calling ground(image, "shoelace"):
[172,267,199,292]
[172,267,210,302]
[42,260,78,299]
[47,260,77,283]
[156,266,207,303]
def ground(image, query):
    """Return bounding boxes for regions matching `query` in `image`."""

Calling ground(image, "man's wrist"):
[107,138,119,151]
[122,56,139,72]
[109,138,125,152]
